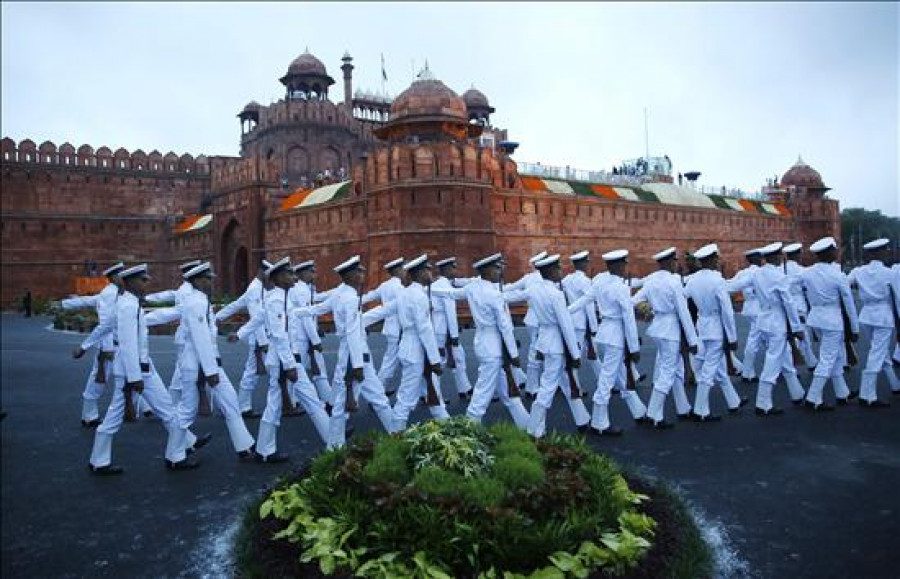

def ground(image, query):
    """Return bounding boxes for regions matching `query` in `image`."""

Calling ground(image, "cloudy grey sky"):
[3,2,897,215]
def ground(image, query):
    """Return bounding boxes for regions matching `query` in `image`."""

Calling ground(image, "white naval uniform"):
[893,264,900,367]
[785,260,819,369]
[361,276,404,392]
[740,263,806,410]
[215,278,270,412]
[430,276,473,397]
[632,269,697,423]
[176,286,254,455]
[570,272,644,432]
[297,284,396,449]
[728,264,765,380]
[503,271,544,395]
[562,270,601,384]
[380,282,450,430]
[256,286,329,458]
[89,292,183,468]
[848,260,900,401]
[62,284,119,422]
[146,281,194,405]
[288,281,333,404]
[432,279,530,428]
[515,278,587,438]
[801,262,859,405]
[684,269,743,417]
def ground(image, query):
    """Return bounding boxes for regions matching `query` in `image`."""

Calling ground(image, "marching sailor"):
[216,260,272,418]
[848,238,900,406]
[431,253,530,428]
[175,262,255,460]
[684,244,745,421]
[256,258,330,462]
[88,264,194,474]
[631,247,698,427]
[296,255,397,449]
[65,262,125,427]
[801,237,859,410]
[430,257,474,400]
[503,251,549,398]
[361,257,406,394]
[727,249,765,383]
[738,242,807,415]
[562,251,601,384]
[288,260,333,406]
[783,242,819,370]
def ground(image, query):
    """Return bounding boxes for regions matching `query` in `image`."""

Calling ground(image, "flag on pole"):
[381,53,387,82]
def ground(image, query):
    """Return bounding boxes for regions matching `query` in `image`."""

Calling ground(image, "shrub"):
[248,420,680,578]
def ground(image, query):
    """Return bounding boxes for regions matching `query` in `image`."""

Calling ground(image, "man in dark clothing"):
[23,289,32,317]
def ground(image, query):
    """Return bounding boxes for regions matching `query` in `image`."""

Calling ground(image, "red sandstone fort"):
[0,50,840,307]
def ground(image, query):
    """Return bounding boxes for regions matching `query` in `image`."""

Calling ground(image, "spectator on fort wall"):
[22,289,32,318]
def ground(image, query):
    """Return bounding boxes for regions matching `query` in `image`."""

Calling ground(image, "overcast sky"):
[3,2,897,215]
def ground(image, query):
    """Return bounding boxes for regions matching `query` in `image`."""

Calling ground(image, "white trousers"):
[860,326,900,401]
[525,326,542,395]
[693,340,742,417]
[527,354,590,438]
[377,335,401,391]
[756,331,806,410]
[392,358,450,431]
[90,363,181,467]
[81,352,111,421]
[741,316,766,380]
[256,362,330,458]
[798,323,819,369]
[177,367,254,454]
[646,338,692,423]
[466,356,529,428]
[438,337,473,395]
[805,329,851,405]
[237,341,263,412]
[329,356,396,449]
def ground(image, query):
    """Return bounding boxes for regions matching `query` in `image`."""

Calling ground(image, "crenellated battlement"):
[1,137,210,176]
[208,155,280,191]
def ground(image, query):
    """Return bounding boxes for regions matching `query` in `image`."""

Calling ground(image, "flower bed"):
[236,418,711,578]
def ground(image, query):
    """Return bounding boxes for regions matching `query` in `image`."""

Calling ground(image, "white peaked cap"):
[383,257,405,270]
[292,260,315,272]
[653,247,676,261]
[760,242,784,256]
[183,262,215,279]
[783,242,802,254]
[334,255,362,274]
[534,254,561,268]
[179,259,203,272]
[120,263,149,279]
[570,250,589,262]
[436,257,456,267]
[403,254,429,272]
[810,237,837,253]
[863,238,889,251]
[473,253,502,269]
[102,262,125,277]
[529,251,548,266]
[694,244,719,260]
[743,248,761,257]
[602,249,629,262]
[265,257,291,277]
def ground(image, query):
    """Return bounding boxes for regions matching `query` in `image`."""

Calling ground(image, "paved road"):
[2,313,898,578]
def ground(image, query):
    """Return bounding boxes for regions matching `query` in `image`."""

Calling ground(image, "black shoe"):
[791,398,804,406]
[81,418,101,428]
[636,416,654,427]
[89,464,124,476]
[728,405,741,414]
[653,420,675,430]
[742,376,759,384]
[859,399,890,409]
[166,458,201,471]
[590,426,624,436]
[807,366,817,373]
[241,410,262,419]
[255,452,290,464]
[638,373,647,383]
[836,397,849,406]
[804,401,835,412]
[193,432,213,451]
[676,413,692,421]
[755,407,784,416]
[691,412,721,422]
[576,424,591,434]
[237,444,256,460]
[847,390,859,400]
[142,410,154,418]
[459,391,473,401]
[892,390,900,396]
[385,389,397,397]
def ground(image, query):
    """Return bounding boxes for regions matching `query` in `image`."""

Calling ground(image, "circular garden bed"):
[235,417,711,578]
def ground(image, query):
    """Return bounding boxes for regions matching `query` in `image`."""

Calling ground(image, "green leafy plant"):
[405,416,495,478]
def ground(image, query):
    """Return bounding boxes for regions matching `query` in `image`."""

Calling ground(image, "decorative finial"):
[304,46,310,54]
[796,154,805,165]
[417,60,435,81]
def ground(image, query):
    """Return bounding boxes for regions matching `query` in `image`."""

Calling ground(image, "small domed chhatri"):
[375,63,480,141]
[462,86,490,109]
[286,50,328,77]
[279,49,335,101]
[781,156,828,190]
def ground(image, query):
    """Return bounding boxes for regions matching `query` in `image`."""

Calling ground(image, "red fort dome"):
[287,51,328,77]
[781,156,827,190]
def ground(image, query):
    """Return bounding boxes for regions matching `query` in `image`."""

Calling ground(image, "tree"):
[840,208,900,266]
